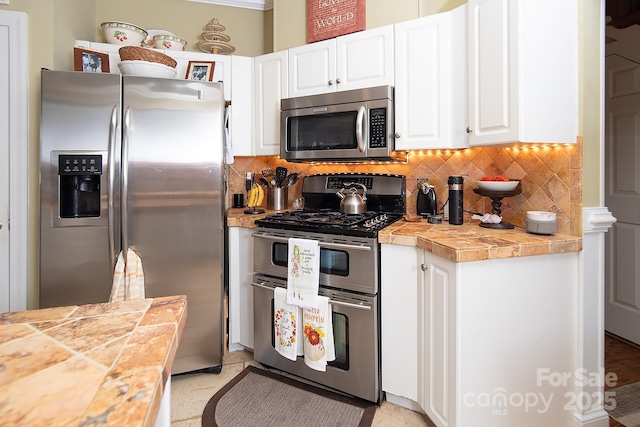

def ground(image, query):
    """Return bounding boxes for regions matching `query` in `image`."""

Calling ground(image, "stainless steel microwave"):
[280,86,395,163]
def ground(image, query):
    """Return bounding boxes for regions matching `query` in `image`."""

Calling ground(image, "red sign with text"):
[307,0,366,43]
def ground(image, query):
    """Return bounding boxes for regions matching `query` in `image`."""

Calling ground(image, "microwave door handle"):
[355,106,366,153]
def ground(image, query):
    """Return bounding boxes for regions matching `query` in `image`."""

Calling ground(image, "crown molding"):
[185,0,273,11]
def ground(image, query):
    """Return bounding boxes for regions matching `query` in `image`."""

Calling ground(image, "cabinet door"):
[467,0,517,145]
[230,56,254,156]
[394,8,467,150]
[419,251,457,427]
[467,0,578,146]
[380,244,419,402]
[288,39,336,97]
[228,227,255,350]
[254,51,288,156]
[336,25,394,92]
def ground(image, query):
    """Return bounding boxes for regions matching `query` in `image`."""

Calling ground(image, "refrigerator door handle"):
[121,106,131,265]
[108,105,118,267]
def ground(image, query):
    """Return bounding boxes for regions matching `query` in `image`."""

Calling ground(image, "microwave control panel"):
[369,108,387,148]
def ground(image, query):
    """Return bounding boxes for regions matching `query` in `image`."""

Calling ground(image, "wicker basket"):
[118,46,177,68]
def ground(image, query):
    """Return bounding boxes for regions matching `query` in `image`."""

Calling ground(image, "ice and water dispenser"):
[58,154,102,218]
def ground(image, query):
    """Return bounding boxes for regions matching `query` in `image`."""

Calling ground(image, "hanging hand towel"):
[274,287,300,361]
[109,248,145,302]
[302,296,335,372]
[286,238,320,308]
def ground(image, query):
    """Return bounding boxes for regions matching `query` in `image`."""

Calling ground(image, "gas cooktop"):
[254,209,403,238]
[254,173,407,238]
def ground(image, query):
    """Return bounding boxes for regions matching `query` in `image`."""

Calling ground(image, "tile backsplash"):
[227,139,582,236]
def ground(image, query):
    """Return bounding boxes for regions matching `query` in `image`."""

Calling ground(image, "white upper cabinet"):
[467,0,578,145]
[254,51,288,156]
[288,25,394,97]
[394,5,467,150]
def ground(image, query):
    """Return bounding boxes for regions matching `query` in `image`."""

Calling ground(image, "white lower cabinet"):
[227,226,254,350]
[382,244,581,426]
[418,250,456,427]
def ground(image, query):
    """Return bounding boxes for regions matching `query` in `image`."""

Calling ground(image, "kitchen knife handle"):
[108,105,118,267]
[121,106,131,264]
[356,106,366,153]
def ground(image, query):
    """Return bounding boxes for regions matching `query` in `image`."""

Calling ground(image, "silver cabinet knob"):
[0,222,2,229]
[336,78,341,84]
[328,80,333,86]
[466,127,473,133]
[395,132,401,139]
[421,264,429,271]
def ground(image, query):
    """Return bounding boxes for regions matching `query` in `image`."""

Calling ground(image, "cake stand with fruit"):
[473,177,521,229]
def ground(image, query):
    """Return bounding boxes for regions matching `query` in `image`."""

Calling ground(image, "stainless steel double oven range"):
[252,173,406,403]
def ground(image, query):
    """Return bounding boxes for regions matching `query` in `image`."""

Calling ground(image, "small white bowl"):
[152,35,187,51]
[475,180,519,191]
[526,211,557,222]
[118,60,177,79]
[102,21,147,46]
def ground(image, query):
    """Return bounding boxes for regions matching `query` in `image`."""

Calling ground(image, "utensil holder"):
[268,187,288,211]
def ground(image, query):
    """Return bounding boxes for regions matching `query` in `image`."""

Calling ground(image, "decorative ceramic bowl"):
[475,180,519,191]
[102,22,148,46]
[118,60,177,79]
[152,34,187,51]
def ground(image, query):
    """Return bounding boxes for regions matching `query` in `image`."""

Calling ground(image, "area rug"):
[606,381,640,426]
[202,365,376,427]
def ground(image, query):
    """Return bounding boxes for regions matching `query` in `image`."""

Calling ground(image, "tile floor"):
[170,350,435,426]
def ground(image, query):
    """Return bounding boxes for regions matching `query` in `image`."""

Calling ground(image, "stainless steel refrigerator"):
[39,70,226,374]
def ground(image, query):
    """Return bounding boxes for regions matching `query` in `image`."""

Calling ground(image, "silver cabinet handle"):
[336,78,341,84]
[250,282,372,311]
[328,80,333,86]
[466,127,473,133]
[0,222,3,229]
[395,132,401,139]
[421,264,429,271]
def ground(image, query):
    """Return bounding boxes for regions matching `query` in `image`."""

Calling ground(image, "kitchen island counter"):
[0,295,187,427]
[227,209,582,262]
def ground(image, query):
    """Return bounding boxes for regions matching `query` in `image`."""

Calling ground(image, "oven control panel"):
[326,176,373,190]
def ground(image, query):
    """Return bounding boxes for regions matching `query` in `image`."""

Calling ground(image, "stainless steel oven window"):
[271,241,350,277]
[269,293,350,370]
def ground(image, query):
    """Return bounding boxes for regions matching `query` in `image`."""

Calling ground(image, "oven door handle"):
[251,233,372,252]
[250,281,372,311]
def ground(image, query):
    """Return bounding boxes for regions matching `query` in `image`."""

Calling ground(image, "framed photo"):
[185,61,216,81]
[73,47,110,73]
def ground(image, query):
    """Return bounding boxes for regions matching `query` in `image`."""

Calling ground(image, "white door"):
[605,53,640,345]
[0,11,29,313]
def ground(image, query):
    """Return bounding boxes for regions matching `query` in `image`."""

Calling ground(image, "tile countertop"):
[0,295,187,427]
[379,219,582,262]
[227,209,582,262]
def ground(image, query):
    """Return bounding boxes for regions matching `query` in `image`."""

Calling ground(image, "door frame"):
[1,11,29,311]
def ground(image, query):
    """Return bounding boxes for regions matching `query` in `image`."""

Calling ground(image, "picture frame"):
[185,61,216,81]
[307,0,365,43]
[73,47,110,73]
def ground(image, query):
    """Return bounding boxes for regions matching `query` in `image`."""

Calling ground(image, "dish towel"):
[273,287,301,361]
[302,296,335,372]
[286,238,320,308]
[109,248,145,302]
